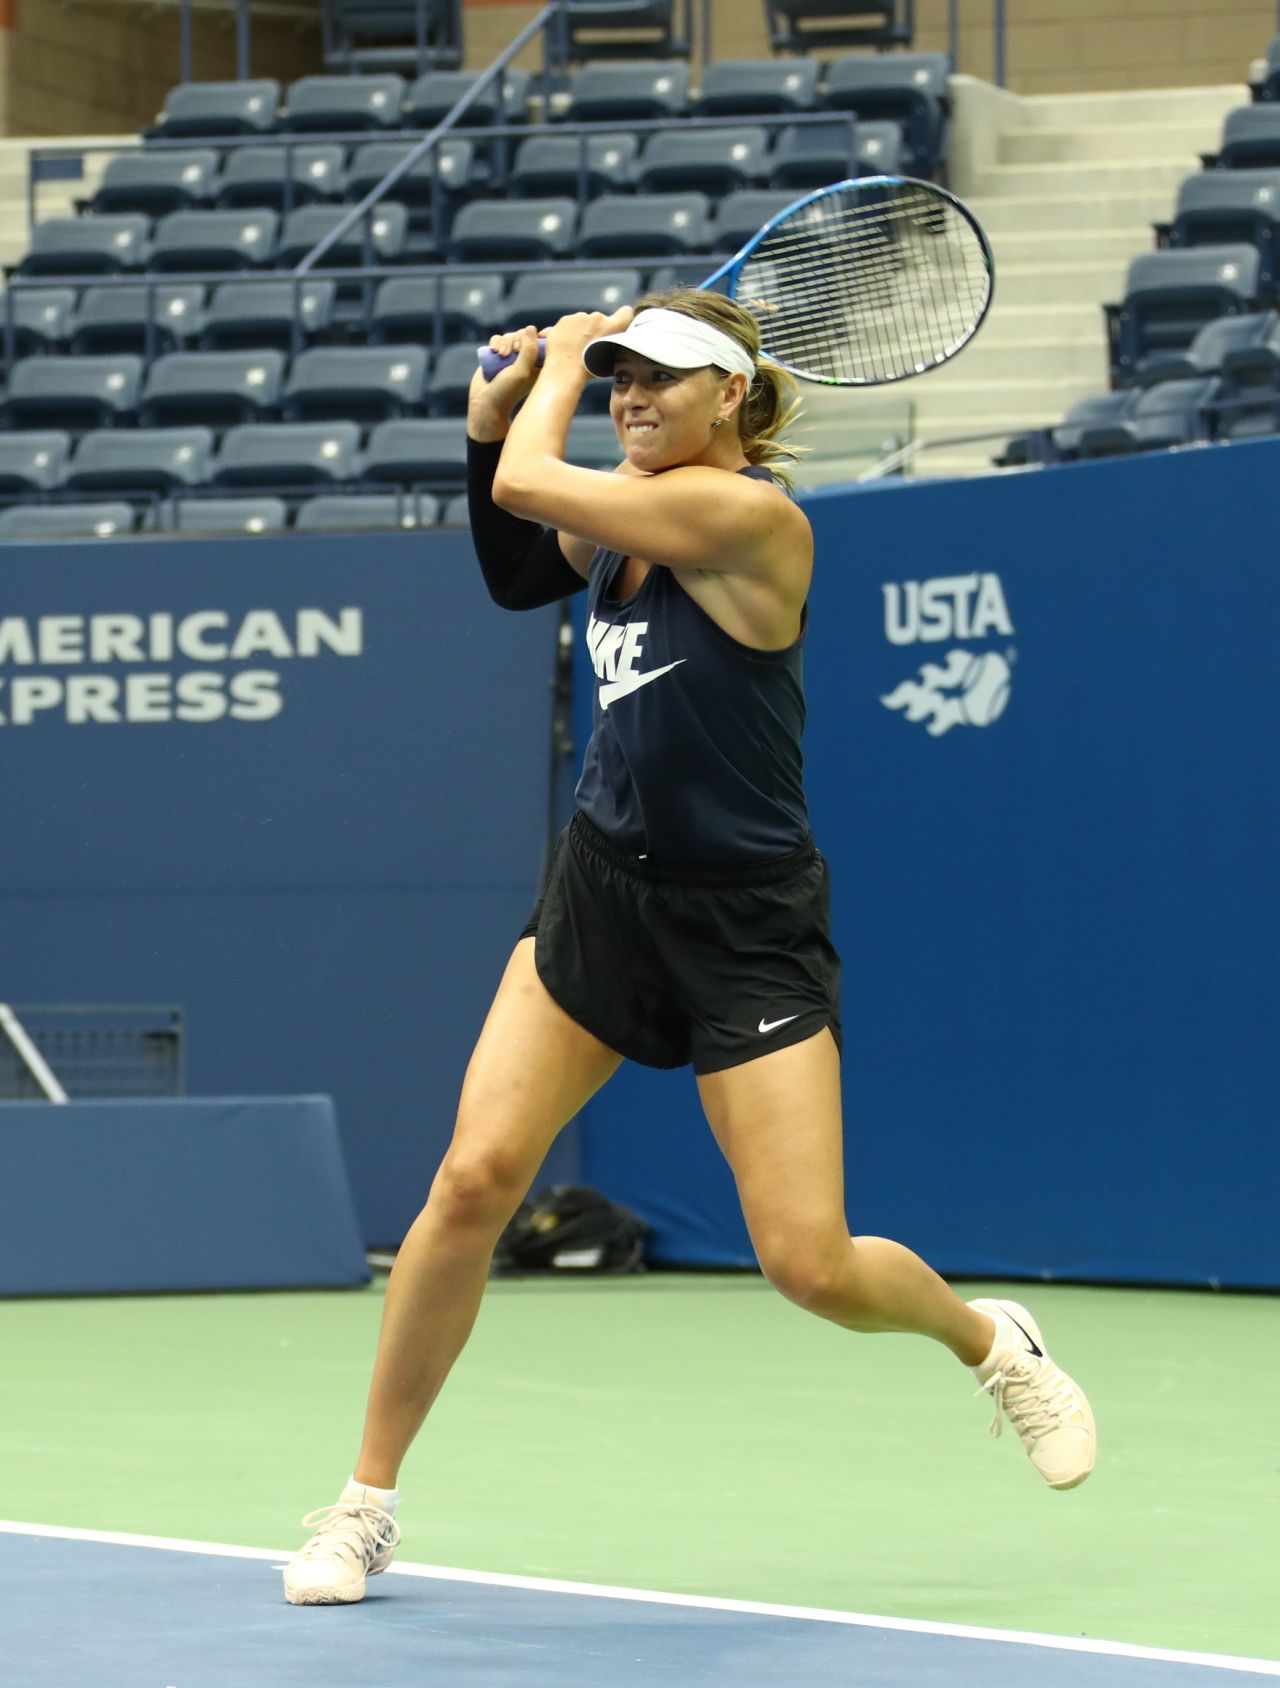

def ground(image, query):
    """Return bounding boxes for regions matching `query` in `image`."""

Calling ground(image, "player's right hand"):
[466,324,542,442]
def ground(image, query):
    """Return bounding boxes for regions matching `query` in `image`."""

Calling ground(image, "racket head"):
[709,175,994,387]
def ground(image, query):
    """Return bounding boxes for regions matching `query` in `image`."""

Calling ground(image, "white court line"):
[2,1518,1277,1679]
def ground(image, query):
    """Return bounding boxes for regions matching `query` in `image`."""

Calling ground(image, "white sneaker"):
[283,1482,402,1605]
[969,1298,1096,1490]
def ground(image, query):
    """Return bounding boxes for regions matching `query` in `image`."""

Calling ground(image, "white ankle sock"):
[344,1475,398,1515]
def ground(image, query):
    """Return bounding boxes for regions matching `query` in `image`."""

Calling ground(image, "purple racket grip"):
[477,338,548,380]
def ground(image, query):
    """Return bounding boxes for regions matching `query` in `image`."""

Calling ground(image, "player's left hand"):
[542,305,635,369]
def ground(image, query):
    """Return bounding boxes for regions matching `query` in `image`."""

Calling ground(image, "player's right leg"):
[284,938,622,1604]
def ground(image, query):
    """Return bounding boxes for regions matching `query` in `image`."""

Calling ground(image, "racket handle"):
[477,338,548,380]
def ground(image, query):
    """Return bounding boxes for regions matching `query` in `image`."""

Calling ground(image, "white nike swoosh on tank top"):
[598,659,687,711]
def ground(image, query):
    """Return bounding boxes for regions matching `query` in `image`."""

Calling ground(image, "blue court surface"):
[4,1524,1278,1688]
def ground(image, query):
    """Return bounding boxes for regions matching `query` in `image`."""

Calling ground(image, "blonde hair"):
[632,287,804,489]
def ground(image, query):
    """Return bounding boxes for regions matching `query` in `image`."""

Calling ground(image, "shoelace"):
[295,1502,402,1567]
[976,1351,1078,1442]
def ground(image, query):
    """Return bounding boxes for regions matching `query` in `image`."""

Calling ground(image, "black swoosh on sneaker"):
[1006,1311,1044,1358]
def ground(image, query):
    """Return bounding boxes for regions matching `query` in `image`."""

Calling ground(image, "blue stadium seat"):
[821,52,950,175]
[360,417,467,492]
[855,120,903,176]
[1214,106,1280,170]
[0,287,77,355]
[1249,35,1280,104]
[692,58,819,117]
[768,119,857,190]
[295,491,438,530]
[212,421,362,488]
[200,279,337,350]
[554,2,690,65]
[1075,377,1217,457]
[367,272,503,345]
[509,133,637,199]
[158,495,289,533]
[500,266,641,332]
[215,143,346,209]
[323,0,464,76]
[63,427,215,494]
[345,139,476,260]
[405,68,531,129]
[764,0,913,53]
[1050,391,1137,462]
[90,150,219,216]
[276,203,408,267]
[19,215,149,277]
[2,354,142,430]
[635,127,768,196]
[559,60,689,123]
[147,80,281,141]
[282,74,406,133]
[0,501,134,539]
[565,414,622,470]
[139,350,285,428]
[712,189,801,254]
[282,344,429,422]
[423,342,479,415]
[447,198,578,263]
[577,192,711,259]
[71,283,205,356]
[0,431,70,494]
[1134,309,1280,386]
[149,209,279,272]
[1106,246,1263,381]
[1162,170,1280,294]
[440,492,469,525]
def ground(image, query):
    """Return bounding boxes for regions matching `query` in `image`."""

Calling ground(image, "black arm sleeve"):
[466,436,588,611]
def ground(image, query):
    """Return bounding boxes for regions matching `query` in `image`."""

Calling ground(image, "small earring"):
[710,417,724,430]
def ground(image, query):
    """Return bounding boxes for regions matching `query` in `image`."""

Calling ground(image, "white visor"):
[582,306,756,382]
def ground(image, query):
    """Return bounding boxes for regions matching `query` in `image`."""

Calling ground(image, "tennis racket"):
[476,175,993,388]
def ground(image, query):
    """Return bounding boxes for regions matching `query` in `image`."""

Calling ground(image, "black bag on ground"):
[492,1184,648,1275]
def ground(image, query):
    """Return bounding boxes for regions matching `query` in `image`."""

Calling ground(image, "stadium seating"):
[1211,106,1280,170]
[211,421,362,489]
[63,428,216,495]
[712,189,800,254]
[0,432,71,495]
[147,80,281,141]
[552,1,691,65]
[1072,378,1216,457]
[89,150,219,216]
[565,414,622,469]
[768,119,857,190]
[499,266,641,332]
[1248,35,1280,103]
[281,344,430,421]
[18,215,149,276]
[282,74,406,133]
[763,0,914,54]
[557,61,690,123]
[367,272,502,344]
[200,279,337,351]
[323,0,464,75]
[424,342,482,415]
[0,501,135,538]
[156,495,289,533]
[138,350,285,427]
[509,133,638,199]
[1134,309,1280,386]
[634,128,769,196]
[1050,392,1138,462]
[447,199,578,262]
[360,417,468,492]
[692,58,820,118]
[215,144,346,210]
[345,138,477,205]
[295,491,439,529]
[1105,246,1264,382]
[149,209,279,272]
[820,51,949,176]
[1159,170,1280,294]
[404,68,530,129]
[1,288,76,356]
[2,355,143,431]
[70,284,205,356]
[275,203,408,268]
[577,192,711,259]
[441,493,469,524]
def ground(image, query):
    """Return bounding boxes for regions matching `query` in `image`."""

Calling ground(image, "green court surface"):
[2,1276,1276,1663]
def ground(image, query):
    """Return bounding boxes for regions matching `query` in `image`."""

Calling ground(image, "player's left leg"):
[697,1029,1096,1488]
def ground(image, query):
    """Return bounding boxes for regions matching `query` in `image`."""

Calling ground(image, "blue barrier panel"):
[0,532,559,1248]
[0,1097,368,1294]
[576,441,1280,1287]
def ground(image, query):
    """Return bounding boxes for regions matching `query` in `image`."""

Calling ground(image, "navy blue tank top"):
[574,465,810,863]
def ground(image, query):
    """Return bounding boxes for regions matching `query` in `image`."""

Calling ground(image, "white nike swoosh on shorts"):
[598,660,686,710]
[758,1014,801,1034]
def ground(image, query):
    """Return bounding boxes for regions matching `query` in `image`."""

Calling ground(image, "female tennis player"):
[284,290,1095,1605]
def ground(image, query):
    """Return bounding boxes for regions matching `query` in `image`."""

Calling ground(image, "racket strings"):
[735,184,991,385]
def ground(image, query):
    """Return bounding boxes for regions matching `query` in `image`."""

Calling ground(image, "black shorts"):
[520,812,842,1075]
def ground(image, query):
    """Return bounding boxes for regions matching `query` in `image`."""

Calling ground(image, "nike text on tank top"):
[574,465,810,864]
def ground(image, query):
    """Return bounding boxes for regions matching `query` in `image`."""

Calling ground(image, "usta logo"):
[880,573,1015,738]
